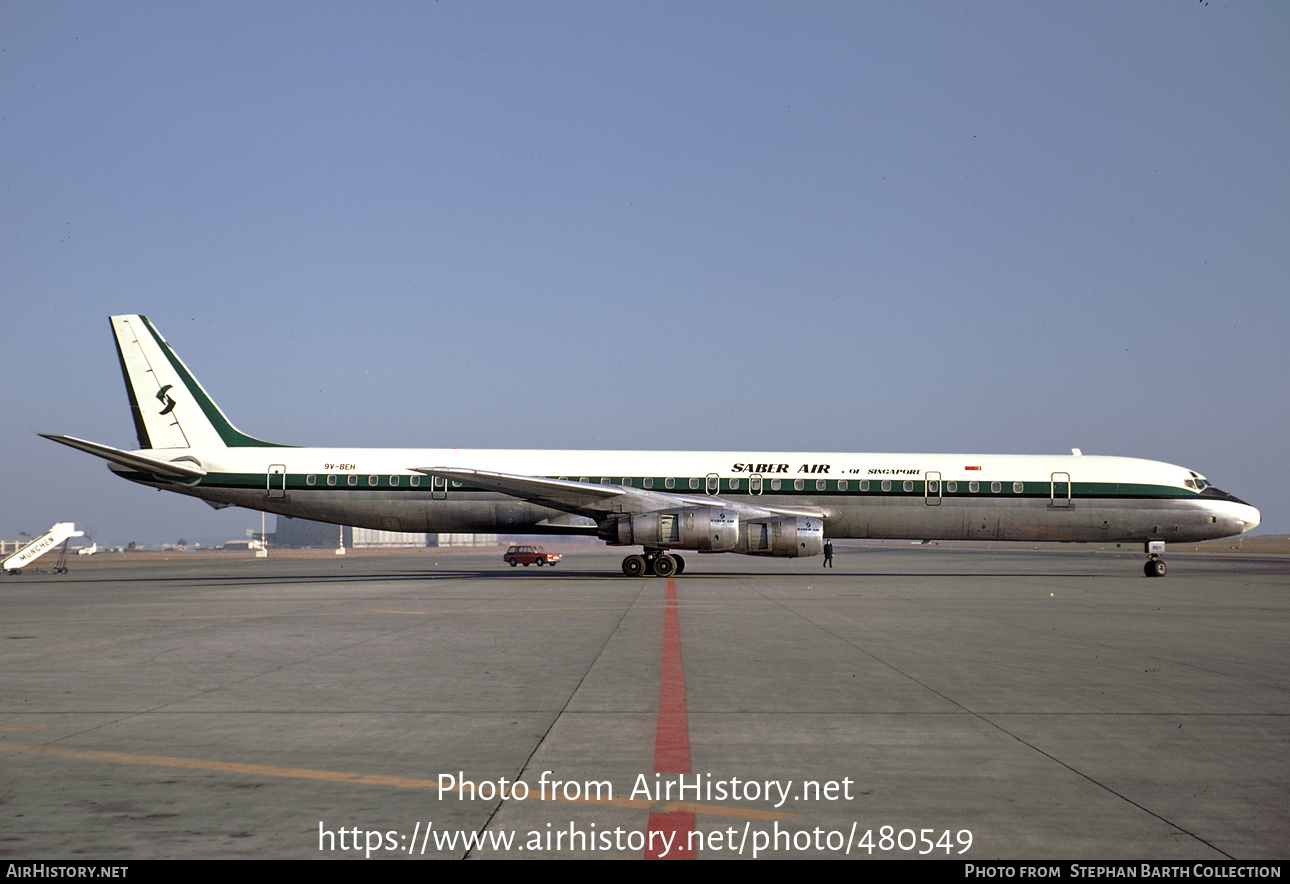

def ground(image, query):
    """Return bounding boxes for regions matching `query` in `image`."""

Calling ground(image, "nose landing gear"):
[1144,541,1167,578]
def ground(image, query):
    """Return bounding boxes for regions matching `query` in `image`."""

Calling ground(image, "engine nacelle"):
[598,506,739,552]
[734,516,825,557]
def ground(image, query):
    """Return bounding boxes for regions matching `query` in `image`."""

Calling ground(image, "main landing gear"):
[621,548,686,578]
[1144,540,1167,578]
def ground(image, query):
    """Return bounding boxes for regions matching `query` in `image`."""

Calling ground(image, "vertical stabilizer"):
[110,315,281,450]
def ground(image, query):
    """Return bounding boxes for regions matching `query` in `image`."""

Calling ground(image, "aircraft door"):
[267,465,286,499]
[1051,472,1071,507]
[431,475,448,500]
[924,471,941,506]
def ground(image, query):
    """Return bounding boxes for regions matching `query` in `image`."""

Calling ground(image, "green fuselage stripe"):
[169,472,1198,502]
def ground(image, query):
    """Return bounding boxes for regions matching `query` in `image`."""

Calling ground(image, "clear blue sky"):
[3,1,1287,547]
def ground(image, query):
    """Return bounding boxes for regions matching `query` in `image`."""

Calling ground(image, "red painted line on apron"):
[647,576,695,859]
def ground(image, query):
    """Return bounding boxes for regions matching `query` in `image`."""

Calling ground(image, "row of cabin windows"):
[307,474,413,487]
[304,474,459,488]
[302,475,1029,494]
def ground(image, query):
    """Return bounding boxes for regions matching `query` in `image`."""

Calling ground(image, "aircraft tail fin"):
[110,315,282,450]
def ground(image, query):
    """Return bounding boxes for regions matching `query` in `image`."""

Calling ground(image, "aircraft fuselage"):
[43,315,1261,578]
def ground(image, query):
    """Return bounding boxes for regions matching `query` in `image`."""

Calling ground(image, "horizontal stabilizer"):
[40,435,207,480]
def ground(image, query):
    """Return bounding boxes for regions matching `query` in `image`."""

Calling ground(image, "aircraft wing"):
[411,467,827,521]
[41,435,208,481]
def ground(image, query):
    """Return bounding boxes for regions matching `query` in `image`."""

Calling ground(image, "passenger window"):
[946,481,956,492]
[771,479,781,491]
[860,480,869,491]
[881,480,891,492]
[816,479,826,491]
[969,481,978,493]
[327,475,336,486]
[1013,482,1024,493]
[689,478,699,490]
[903,480,913,492]
[991,481,1001,493]
[644,477,654,489]
[368,475,378,486]
[347,475,357,486]
[665,477,675,489]
[306,475,316,486]
[794,479,804,491]
[410,475,420,487]
[729,478,740,490]
[838,479,848,491]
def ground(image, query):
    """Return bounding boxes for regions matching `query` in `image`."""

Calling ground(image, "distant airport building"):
[352,527,431,548]
[434,533,500,547]
[272,518,497,549]
[221,539,264,551]
[273,519,359,549]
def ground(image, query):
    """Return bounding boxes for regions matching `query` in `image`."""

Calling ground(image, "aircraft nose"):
[1237,503,1261,534]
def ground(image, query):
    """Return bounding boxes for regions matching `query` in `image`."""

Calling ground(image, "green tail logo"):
[156,384,176,415]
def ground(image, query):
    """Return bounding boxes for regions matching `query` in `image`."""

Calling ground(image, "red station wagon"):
[504,545,562,567]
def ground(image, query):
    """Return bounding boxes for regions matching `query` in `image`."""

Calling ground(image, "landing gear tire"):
[1145,559,1167,578]
[622,555,646,577]
[673,554,685,575]
[653,554,676,578]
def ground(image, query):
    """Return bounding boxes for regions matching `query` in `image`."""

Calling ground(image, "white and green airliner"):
[44,315,1260,578]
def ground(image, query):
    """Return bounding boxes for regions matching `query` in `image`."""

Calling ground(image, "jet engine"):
[734,516,824,557]
[598,506,739,552]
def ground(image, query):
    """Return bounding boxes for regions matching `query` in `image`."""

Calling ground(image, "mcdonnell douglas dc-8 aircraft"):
[43,316,1260,578]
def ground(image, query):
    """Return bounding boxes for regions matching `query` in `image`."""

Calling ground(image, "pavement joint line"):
[0,737,798,820]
